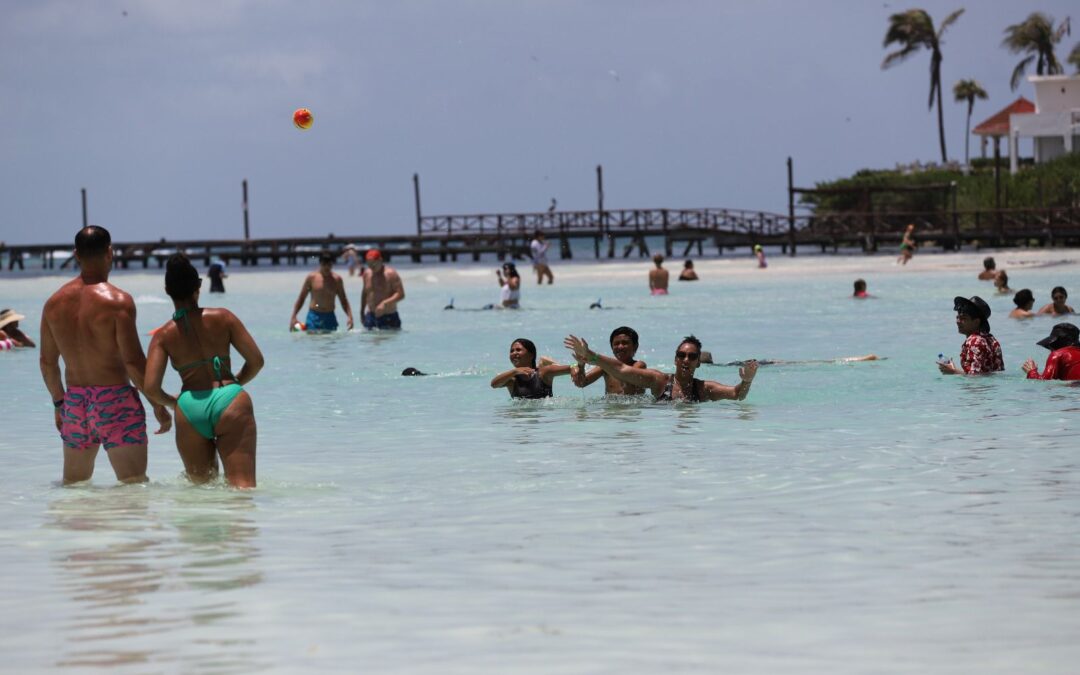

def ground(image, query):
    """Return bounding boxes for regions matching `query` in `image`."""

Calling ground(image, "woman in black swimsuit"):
[490,338,575,399]
[564,334,758,403]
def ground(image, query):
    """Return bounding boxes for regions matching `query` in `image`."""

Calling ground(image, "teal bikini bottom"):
[177,384,244,440]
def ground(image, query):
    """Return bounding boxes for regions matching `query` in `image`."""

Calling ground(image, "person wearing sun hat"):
[0,308,34,348]
[938,295,1004,375]
[360,249,405,330]
[1022,323,1080,381]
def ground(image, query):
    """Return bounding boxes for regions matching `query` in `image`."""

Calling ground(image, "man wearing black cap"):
[939,296,1004,375]
[1022,323,1080,380]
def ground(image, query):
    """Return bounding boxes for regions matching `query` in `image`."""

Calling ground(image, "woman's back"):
[158,308,236,390]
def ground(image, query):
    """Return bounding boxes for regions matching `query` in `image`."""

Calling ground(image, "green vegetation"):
[1002,13,1072,90]
[882,8,965,164]
[801,153,1080,213]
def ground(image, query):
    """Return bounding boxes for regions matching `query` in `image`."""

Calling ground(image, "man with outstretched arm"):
[565,334,757,402]
[571,326,649,395]
[39,226,171,484]
[289,251,354,332]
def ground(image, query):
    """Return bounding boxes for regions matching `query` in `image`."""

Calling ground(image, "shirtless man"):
[39,226,171,484]
[978,257,997,281]
[565,334,757,403]
[360,249,405,329]
[649,253,669,295]
[289,251,354,332]
[571,326,648,395]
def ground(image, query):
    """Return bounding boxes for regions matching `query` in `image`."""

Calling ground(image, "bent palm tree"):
[1070,42,1080,71]
[883,8,965,164]
[1003,13,1072,90]
[952,80,988,166]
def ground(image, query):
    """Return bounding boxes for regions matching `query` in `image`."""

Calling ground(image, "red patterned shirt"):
[960,333,1004,374]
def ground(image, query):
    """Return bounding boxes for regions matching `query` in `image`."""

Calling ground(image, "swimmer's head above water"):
[510,338,538,369]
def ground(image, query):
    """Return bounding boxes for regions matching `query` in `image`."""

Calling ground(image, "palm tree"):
[883,8,965,164]
[1069,42,1080,71]
[952,80,988,166]
[1002,13,1072,90]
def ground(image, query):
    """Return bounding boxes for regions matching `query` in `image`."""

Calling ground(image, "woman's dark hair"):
[996,270,1009,285]
[165,253,201,300]
[1052,286,1068,298]
[512,338,537,368]
[610,326,639,348]
[1014,289,1034,308]
[683,260,694,268]
[679,335,703,352]
[502,262,519,278]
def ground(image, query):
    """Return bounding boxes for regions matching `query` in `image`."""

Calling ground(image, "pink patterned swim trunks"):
[60,384,147,451]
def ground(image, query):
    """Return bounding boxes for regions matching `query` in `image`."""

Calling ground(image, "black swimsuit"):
[510,371,553,399]
[656,375,704,402]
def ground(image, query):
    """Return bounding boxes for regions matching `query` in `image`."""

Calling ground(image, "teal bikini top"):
[172,308,232,382]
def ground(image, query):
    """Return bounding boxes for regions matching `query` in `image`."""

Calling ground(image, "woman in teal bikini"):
[145,254,264,488]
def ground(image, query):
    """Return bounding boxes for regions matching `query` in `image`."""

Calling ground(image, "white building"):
[1009,74,1080,174]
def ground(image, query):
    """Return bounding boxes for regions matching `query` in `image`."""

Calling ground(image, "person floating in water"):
[649,253,669,295]
[207,257,227,293]
[290,251,354,332]
[1022,322,1080,381]
[938,296,1004,375]
[897,224,916,265]
[1037,286,1074,317]
[993,270,1012,295]
[678,260,699,281]
[496,262,521,308]
[145,254,264,488]
[361,249,405,329]
[565,334,757,403]
[754,244,767,269]
[490,338,574,399]
[1009,289,1036,319]
[978,256,997,280]
[853,279,871,299]
[571,326,648,395]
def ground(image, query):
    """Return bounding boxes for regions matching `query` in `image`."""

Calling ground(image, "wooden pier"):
[3,205,1079,271]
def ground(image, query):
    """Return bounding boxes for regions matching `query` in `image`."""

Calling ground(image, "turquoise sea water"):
[1,253,1079,673]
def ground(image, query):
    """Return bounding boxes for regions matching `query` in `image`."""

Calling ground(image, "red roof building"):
[972,97,1035,137]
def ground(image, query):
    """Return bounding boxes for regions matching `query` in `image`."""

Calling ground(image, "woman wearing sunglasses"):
[564,334,757,403]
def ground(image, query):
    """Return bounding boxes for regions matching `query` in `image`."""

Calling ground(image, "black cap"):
[954,295,992,332]
[1036,323,1080,351]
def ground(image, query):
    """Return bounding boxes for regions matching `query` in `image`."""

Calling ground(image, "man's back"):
[43,278,134,386]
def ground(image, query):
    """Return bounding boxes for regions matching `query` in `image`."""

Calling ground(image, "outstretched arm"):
[291,276,311,328]
[144,334,177,409]
[539,362,576,385]
[564,335,666,392]
[116,298,172,433]
[703,359,758,401]
[39,314,64,430]
[491,367,529,389]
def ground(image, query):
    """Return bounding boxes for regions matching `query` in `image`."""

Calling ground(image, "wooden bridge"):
[3,205,1079,271]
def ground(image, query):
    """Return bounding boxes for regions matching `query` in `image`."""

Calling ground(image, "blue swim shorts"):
[306,309,339,332]
[362,311,401,330]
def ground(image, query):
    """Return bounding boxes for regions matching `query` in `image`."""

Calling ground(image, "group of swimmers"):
[289,248,405,331]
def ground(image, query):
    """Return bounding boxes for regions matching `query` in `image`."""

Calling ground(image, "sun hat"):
[365,249,382,261]
[0,309,25,329]
[954,295,992,332]
[1036,322,1080,350]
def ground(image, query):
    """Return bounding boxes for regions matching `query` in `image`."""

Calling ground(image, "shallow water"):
[2,253,1079,673]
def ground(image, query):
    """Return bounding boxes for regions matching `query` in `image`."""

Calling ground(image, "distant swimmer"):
[993,270,1012,294]
[853,279,872,298]
[897,224,916,265]
[649,253,669,295]
[290,251,354,332]
[490,338,574,399]
[1037,286,1075,317]
[1009,289,1035,319]
[589,298,603,309]
[340,244,362,277]
[754,244,768,269]
[402,367,428,376]
[207,257,227,293]
[497,262,521,308]
[678,260,699,281]
[978,256,997,281]
[444,298,455,310]
[565,334,757,403]
[39,226,171,484]
[144,254,264,488]
[571,326,648,395]
[1022,323,1080,381]
[938,296,1003,375]
[361,249,405,329]
[0,308,35,347]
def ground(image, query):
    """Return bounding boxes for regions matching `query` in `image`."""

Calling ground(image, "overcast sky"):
[1,0,1076,245]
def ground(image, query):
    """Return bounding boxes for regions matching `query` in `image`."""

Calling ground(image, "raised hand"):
[563,335,590,362]
[739,359,758,383]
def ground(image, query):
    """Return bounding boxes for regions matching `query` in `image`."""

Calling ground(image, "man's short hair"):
[610,326,639,348]
[319,251,335,265]
[679,335,703,352]
[983,257,996,270]
[75,226,111,258]
[854,278,867,292]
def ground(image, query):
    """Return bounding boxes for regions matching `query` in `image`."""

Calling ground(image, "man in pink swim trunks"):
[40,226,171,484]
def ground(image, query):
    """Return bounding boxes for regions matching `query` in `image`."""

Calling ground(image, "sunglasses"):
[674,351,700,361]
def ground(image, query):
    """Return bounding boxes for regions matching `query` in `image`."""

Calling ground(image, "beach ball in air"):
[293,108,313,130]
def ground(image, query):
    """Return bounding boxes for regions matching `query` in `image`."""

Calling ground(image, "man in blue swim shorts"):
[361,249,405,330]
[289,251,354,332]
